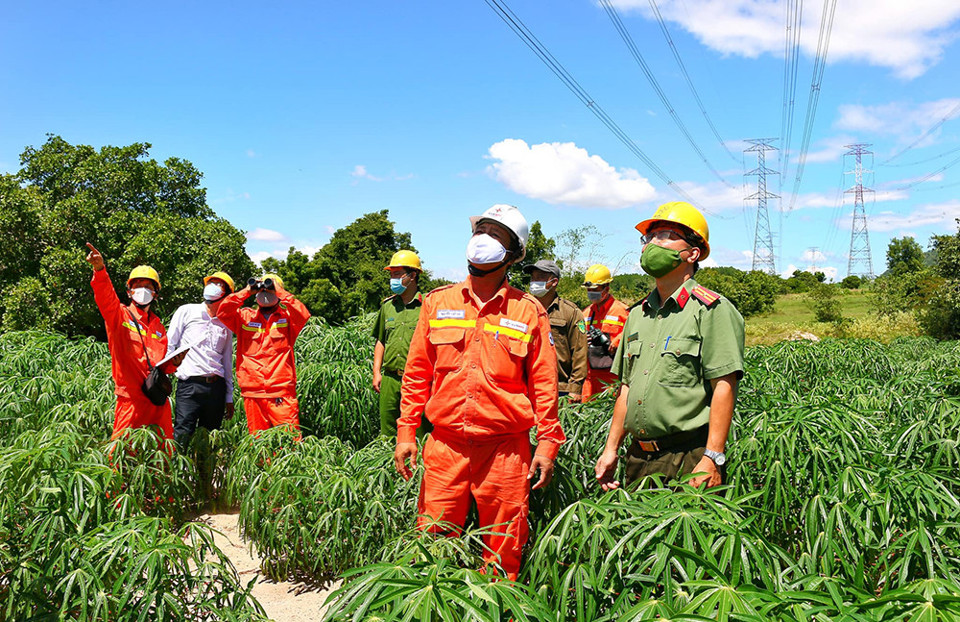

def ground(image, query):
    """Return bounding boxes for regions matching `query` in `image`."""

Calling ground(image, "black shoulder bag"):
[125,308,173,406]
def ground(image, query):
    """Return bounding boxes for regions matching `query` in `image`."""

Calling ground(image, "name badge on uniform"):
[499,318,528,333]
[626,332,639,343]
[248,322,262,328]
[437,309,465,320]
[275,318,288,326]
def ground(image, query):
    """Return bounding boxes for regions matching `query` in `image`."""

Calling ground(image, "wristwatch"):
[703,448,726,466]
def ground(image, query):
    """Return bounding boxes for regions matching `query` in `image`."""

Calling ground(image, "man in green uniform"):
[523,259,588,402]
[372,250,424,436]
[594,201,744,489]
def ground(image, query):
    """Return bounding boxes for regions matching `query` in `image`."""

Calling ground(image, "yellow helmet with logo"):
[127,265,160,290]
[384,250,422,272]
[204,271,235,293]
[261,273,284,290]
[582,264,613,287]
[635,201,711,260]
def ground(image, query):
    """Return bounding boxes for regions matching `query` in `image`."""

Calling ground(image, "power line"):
[482,0,707,211]
[880,144,960,168]
[787,0,838,212]
[599,0,734,187]
[880,101,960,165]
[887,151,960,191]
[646,0,738,162]
[779,0,804,183]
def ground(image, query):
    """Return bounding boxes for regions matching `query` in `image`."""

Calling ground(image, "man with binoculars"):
[217,273,311,435]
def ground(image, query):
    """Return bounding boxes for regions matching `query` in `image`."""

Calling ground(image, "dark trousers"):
[174,376,227,449]
[623,426,726,488]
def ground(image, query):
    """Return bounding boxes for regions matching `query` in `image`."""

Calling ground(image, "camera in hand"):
[587,327,614,370]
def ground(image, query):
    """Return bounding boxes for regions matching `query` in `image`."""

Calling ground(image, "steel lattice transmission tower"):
[845,144,875,278]
[744,139,780,274]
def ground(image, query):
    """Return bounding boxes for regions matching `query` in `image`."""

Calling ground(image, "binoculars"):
[247,277,276,292]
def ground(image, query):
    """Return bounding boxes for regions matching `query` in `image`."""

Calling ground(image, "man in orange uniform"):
[85,243,185,440]
[395,204,565,581]
[581,264,629,400]
[216,273,311,434]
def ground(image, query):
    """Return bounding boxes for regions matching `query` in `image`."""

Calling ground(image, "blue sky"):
[3,0,960,283]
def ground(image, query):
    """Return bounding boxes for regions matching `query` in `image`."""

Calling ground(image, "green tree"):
[808,283,843,323]
[840,275,862,289]
[784,269,820,293]
[919,220,960,339]
[886,236,926,276]
[0,136,255,337]
[695,267,781,317]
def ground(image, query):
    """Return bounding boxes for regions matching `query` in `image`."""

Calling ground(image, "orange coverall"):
[582,295,629,400]
[398,281,565,580]
[216,289,311,433]
[91,269,176,440]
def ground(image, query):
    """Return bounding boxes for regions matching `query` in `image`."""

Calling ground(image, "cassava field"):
[2,318,960,621]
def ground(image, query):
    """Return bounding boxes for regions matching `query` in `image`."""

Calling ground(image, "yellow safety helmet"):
[203,271,235,293]
[261,273,284,290]
[127,265,160,290]
[635,201,711,260]
[384,250,422,272]
[582,264,613,287]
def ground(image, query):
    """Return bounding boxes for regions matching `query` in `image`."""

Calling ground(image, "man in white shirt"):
[166,271,236,449]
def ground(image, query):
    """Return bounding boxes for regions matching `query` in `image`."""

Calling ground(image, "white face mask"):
[256,290,279,307]
[203,283,225,302]
[529,281,549,297]
[466,233,507,265]
[130,287,154,305]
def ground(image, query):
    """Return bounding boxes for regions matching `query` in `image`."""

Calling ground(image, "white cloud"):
[836,99,960,139]
[486,138,656,208]
[799,136,859,164]
[820,266,839,282]
[675,180,748,212]
[611,0,960,79]
[249,251,273,265]
[780,264,799,279]
[248,244,322,265]
[350,164,414,183]
[209,190,251,206]
[246,228,287,242]
[867,199,960,232]
[801,248,828,262]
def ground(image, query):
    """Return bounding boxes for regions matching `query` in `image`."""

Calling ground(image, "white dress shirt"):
[166,303,234,403]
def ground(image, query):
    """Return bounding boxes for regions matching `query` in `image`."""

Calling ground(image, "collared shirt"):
[216,289,312,398]
[544,295,588,393]
[91,268,173,398]
[611,278,745,439]
[583,295,630,361]
[166,303,235,403]
[372,292,423,374]
[398,280,565,460]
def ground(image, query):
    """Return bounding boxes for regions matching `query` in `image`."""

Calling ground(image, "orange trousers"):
[243,395,300,434]
[418,433,531,581]
[583,368,618,401]
[112,395,173,440]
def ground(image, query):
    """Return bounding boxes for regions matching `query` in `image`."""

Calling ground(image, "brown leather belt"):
[634,425,708,453]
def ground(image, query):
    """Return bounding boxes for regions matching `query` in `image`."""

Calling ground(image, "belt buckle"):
[638,439,660,452]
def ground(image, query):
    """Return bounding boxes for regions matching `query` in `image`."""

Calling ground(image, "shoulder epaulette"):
[691,285,721,307]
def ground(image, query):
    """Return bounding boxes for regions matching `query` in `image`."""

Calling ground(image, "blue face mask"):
[390,278,407,295]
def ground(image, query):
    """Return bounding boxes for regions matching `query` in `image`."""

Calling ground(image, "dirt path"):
[199,513,340,622]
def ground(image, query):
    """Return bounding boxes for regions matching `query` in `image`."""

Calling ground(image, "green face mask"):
[641,243,684,278]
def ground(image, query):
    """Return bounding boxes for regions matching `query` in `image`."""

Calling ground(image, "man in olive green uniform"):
[595,201,744,489]
[373,250,424,436]
[524,260,588,402]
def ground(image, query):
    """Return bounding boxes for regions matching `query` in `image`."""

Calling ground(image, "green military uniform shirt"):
[372,292,423,374]
[611,278,745,439]
[545,295,589,394]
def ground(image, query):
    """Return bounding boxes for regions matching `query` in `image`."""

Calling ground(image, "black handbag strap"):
[125,308,155,370]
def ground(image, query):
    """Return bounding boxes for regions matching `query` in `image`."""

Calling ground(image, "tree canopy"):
[0,135,256,337]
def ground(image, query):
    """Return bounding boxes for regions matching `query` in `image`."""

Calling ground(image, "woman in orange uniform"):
[86,243,184,440]
[216,274,311,434]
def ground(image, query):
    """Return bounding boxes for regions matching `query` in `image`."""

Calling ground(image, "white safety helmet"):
[469,204,529,262]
